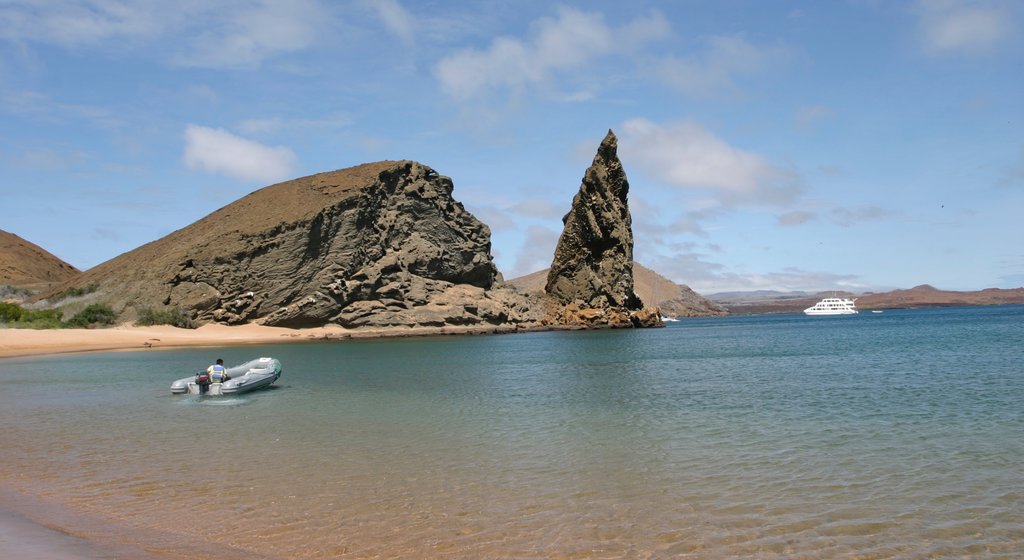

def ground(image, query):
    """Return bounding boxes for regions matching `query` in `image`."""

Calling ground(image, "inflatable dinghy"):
[171,357,281,395]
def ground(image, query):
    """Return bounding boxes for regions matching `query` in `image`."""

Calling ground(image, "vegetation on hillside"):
[135,306,196,329]
[0,301,117,329]
[49,282,100,302]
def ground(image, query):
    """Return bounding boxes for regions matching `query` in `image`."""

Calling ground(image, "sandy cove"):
[0,322,533,360]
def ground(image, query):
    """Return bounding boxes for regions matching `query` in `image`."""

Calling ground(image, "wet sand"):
[0,322,527,360]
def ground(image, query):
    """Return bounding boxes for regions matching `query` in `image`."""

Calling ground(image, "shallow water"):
[2,306,1023,558]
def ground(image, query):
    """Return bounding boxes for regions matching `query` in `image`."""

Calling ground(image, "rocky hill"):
[509,263,726,318]
[44,161,541,329]
[0,229,79,289]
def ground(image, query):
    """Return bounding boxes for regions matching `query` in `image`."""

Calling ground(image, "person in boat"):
[207,358,230,383]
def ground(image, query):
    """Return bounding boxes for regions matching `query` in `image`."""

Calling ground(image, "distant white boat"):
[871,310,884,314]
[803,297,858,316]
[659,314,679,322]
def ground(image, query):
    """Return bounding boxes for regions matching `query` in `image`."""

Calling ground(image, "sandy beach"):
[0,322,531,360]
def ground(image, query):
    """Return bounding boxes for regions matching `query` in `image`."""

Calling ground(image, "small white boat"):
[659,314,679,322]
[171,357,282,395]
[803,297,858,316]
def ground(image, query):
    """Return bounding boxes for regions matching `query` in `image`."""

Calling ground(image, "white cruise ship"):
[803,296,858,316]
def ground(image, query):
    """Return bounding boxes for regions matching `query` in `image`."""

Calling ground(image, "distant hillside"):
[716,285,1024,315]
[507,262,726,317]
[0,229,79,289]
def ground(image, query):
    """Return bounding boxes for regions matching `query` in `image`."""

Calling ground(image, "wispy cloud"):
[434,7,668,101]
[652,35,794,99]
[918,0,1013,55]
[0,0,327,68]
[510,224,560,278]
[361,0,415,44]
[643,250,866,294]
[173,0,327,68]
[0,0,163,47]
[236,113,353,135]
[619,118,801,206]
[183,124,296,183]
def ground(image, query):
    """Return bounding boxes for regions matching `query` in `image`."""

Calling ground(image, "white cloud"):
[644,250,865,294]
[434,7,668,101]
[183,124,296,183]
[174,0,326,68]
[918,0,1012,55]
[0,0,163,47]
[362,0,415,44]
[0,0,327,69]
[508,198,565,221]
[619,118,800,206]
[510,224,560,278]
[653,35,793,98]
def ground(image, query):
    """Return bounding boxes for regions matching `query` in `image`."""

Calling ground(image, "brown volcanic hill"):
[0,229,79,288]
[858,285,1024,308]
[718,285,1024,315]
[43,161,542,328]
[632,264,727,317]
[508,262,725,317]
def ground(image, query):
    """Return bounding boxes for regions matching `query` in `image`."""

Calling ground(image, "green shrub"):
[51,282,100,303]
[135,306,197,329]
[0,302,64,328]
[66,303,117,328]
[0,301,24,323]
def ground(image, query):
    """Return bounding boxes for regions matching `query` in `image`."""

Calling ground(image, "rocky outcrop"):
[45,161,541,329]
[544,131,661,328]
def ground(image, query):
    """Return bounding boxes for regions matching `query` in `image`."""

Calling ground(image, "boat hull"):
[171,357,282,395]
[803,309,858,316]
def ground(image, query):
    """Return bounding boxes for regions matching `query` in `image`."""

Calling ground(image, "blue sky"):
[1,0,1021,294]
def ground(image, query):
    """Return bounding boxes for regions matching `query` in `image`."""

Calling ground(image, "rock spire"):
[544,130,661,327]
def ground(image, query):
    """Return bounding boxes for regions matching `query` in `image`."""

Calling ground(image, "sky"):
[1,0,1022,295]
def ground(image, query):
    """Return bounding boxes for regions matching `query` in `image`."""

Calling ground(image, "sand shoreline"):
[0,322,542,360]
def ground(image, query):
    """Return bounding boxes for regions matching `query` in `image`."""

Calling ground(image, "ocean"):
[1,305,1022,558]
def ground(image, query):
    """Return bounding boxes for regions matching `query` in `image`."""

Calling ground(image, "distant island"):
[709,285,1024,315]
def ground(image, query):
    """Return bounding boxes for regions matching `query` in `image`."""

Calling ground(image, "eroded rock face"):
[50,161,540,329]
[544,131,661,328]
[255,163,500,327]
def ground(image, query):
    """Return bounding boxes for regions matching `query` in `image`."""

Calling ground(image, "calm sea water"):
[1,306,1022,558]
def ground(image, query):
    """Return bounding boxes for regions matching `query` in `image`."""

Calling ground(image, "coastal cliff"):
[44,161,541,329]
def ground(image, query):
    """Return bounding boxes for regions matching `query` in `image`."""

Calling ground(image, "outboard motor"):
[194,371,211,394]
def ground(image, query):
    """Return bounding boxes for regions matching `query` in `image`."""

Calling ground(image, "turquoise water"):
[1,306,1022,558]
